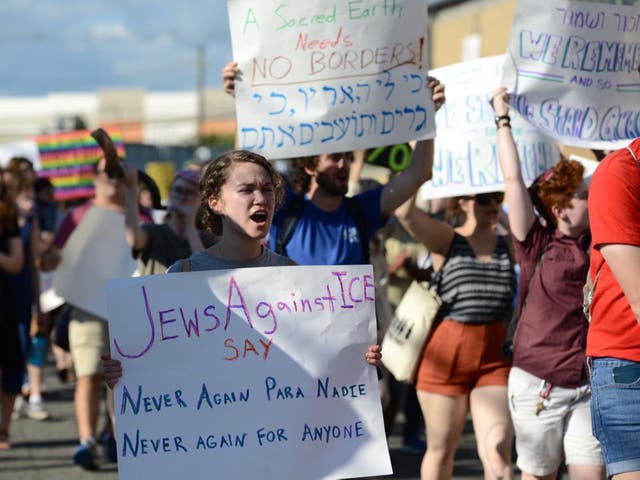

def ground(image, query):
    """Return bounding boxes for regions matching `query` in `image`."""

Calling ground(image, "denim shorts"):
[589,357,640,477]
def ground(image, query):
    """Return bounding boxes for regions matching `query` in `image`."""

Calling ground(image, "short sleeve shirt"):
[512,220,591,387]
[587,138,640,361]
[268,187,385,265]
[167,247,291,273]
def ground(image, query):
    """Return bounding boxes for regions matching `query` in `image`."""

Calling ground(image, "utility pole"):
[197,43,206,141]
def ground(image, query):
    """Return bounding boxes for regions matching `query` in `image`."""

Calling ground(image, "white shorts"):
[508,367,604,476]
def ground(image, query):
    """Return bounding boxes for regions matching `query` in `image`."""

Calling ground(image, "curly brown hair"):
[288,156,318,193]
[533,158,585,227]
[199,150,285,236]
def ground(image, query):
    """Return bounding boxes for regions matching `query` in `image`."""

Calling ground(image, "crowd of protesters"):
[0,60,638,480]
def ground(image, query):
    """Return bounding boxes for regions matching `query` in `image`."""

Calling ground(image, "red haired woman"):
[492,87,604,480]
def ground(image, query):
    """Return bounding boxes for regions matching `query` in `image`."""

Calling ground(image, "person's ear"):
[303,165,316,177]
[551,204,567,223]
[208,195,223,214]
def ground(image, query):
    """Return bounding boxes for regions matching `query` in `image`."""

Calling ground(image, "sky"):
[0,1,234,95]
[0,1,454,96]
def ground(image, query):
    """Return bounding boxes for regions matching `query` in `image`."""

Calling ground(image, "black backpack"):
[274,194,371,263]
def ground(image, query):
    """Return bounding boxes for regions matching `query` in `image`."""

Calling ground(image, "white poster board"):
[421,55,560,199]
[53,206,137,318]
[107,265,391,480]
[227,0,436,158]
[502,0,640,150]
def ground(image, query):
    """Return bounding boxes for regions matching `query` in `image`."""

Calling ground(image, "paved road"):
[1,361,488,480]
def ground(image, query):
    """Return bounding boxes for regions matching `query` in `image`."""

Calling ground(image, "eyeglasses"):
[463,192,504,205]
[170,185,198,199]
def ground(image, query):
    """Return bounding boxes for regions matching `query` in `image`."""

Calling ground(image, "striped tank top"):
[434,233,516,324]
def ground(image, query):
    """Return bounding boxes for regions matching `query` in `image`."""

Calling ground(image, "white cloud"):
[0,1,233,94]
[90,23,132,40]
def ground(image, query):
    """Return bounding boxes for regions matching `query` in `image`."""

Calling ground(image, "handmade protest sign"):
[227,0,435,158]
[502,0,640,150]
[420,55,559,199]
[106,265,392,480]
[53,206,137,319]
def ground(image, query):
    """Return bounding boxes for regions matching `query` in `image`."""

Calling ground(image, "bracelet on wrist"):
[494,114,511,128]
[496,122,512,130]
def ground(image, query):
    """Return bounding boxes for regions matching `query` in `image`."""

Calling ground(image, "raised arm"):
[394,193,454,257]
[601,244,640,324]
[491,87,536,241]
[122,163,148,251]
[380,78,445,216]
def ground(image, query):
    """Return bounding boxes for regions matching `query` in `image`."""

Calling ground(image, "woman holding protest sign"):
[103,150,382,388]
[395,186,516,480]
[491,87,604,480]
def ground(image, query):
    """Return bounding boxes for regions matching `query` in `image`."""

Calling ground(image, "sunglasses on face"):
[463,192,504,205]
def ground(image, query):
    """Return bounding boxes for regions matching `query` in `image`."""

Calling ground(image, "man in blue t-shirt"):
[269,127,444,265]
[222,61,445,266]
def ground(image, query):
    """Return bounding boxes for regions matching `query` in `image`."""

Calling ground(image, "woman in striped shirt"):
[396,190,516,480]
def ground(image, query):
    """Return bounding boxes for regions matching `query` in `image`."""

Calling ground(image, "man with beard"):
[267,100,444,266]
[222,61,445,266]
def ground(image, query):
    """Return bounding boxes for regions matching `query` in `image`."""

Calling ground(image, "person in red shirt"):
[587,135,640,479]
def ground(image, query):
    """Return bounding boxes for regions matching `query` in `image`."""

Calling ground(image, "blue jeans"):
[589,357,640,477]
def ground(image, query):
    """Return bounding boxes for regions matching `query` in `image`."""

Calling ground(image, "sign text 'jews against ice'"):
[107,265,392,480]
[227,0,436,158]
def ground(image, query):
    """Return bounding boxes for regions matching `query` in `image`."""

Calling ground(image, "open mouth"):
[250,211,268,223]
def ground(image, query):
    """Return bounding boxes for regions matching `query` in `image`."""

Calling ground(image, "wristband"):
[494,114,511,128]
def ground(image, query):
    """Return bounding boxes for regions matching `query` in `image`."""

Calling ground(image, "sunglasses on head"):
[463,192,504,205]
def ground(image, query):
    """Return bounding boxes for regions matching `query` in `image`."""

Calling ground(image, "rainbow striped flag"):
[36,130,126,201]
